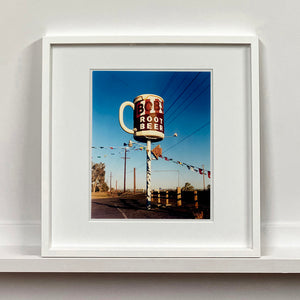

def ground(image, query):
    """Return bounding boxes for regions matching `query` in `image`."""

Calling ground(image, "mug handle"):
[119,101,135,134]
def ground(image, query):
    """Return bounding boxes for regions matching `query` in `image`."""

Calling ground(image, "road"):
[91,194,195,219]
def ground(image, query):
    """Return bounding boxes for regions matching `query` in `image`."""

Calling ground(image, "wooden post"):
[165,190,170,206]
[177,187,182,207]
[157,190,161,206]
[194,190,198,209]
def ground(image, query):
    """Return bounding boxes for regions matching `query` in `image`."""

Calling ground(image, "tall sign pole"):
[146,140,152,209]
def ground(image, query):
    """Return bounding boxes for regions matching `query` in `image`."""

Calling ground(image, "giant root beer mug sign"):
[119,94,164,143]
[119,94,165,210]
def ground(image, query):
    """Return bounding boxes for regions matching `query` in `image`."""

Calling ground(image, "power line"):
[166,83,210,126]
[110,74,132,89]
[164,73,201,115]
[164,75,208,123]
[160,72,177,97]
[163,74,189,111]
[163,121,210,154]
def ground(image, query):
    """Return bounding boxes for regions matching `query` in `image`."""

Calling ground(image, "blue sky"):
[92,71,211,190]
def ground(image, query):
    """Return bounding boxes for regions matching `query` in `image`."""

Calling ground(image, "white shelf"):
[0,246,300,273]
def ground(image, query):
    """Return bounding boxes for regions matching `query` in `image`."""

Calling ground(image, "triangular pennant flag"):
[199,168,203,175]
[152,145,162,159]
[207,171,211,178]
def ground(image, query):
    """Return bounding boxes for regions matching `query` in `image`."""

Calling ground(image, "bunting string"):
[92,145,211,178]
[159,155,211,178]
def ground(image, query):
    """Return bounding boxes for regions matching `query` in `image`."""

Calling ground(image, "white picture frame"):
[42,36,260,257]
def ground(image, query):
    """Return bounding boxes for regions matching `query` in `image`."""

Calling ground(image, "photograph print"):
[91,70,211,219]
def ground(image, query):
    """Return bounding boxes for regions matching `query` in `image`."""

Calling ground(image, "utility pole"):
[202,164,206,190]
[121,148,130,193]
[133,167,136,194]
[110,172,112,193]
[116,180,117,193]
[124,148,127,192]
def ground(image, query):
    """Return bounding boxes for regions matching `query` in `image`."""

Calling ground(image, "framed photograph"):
[91,70,211,220]
[42,36,260,257]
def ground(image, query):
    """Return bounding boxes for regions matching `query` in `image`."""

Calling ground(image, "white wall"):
[0,0,299,297]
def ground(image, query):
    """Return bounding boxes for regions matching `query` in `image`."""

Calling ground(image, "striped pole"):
[146,140,152,210]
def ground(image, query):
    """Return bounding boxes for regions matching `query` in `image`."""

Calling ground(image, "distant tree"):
[91,162,106,192]
[207,184,211,190]
[101,182,109,192]
[182,182,194,191]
